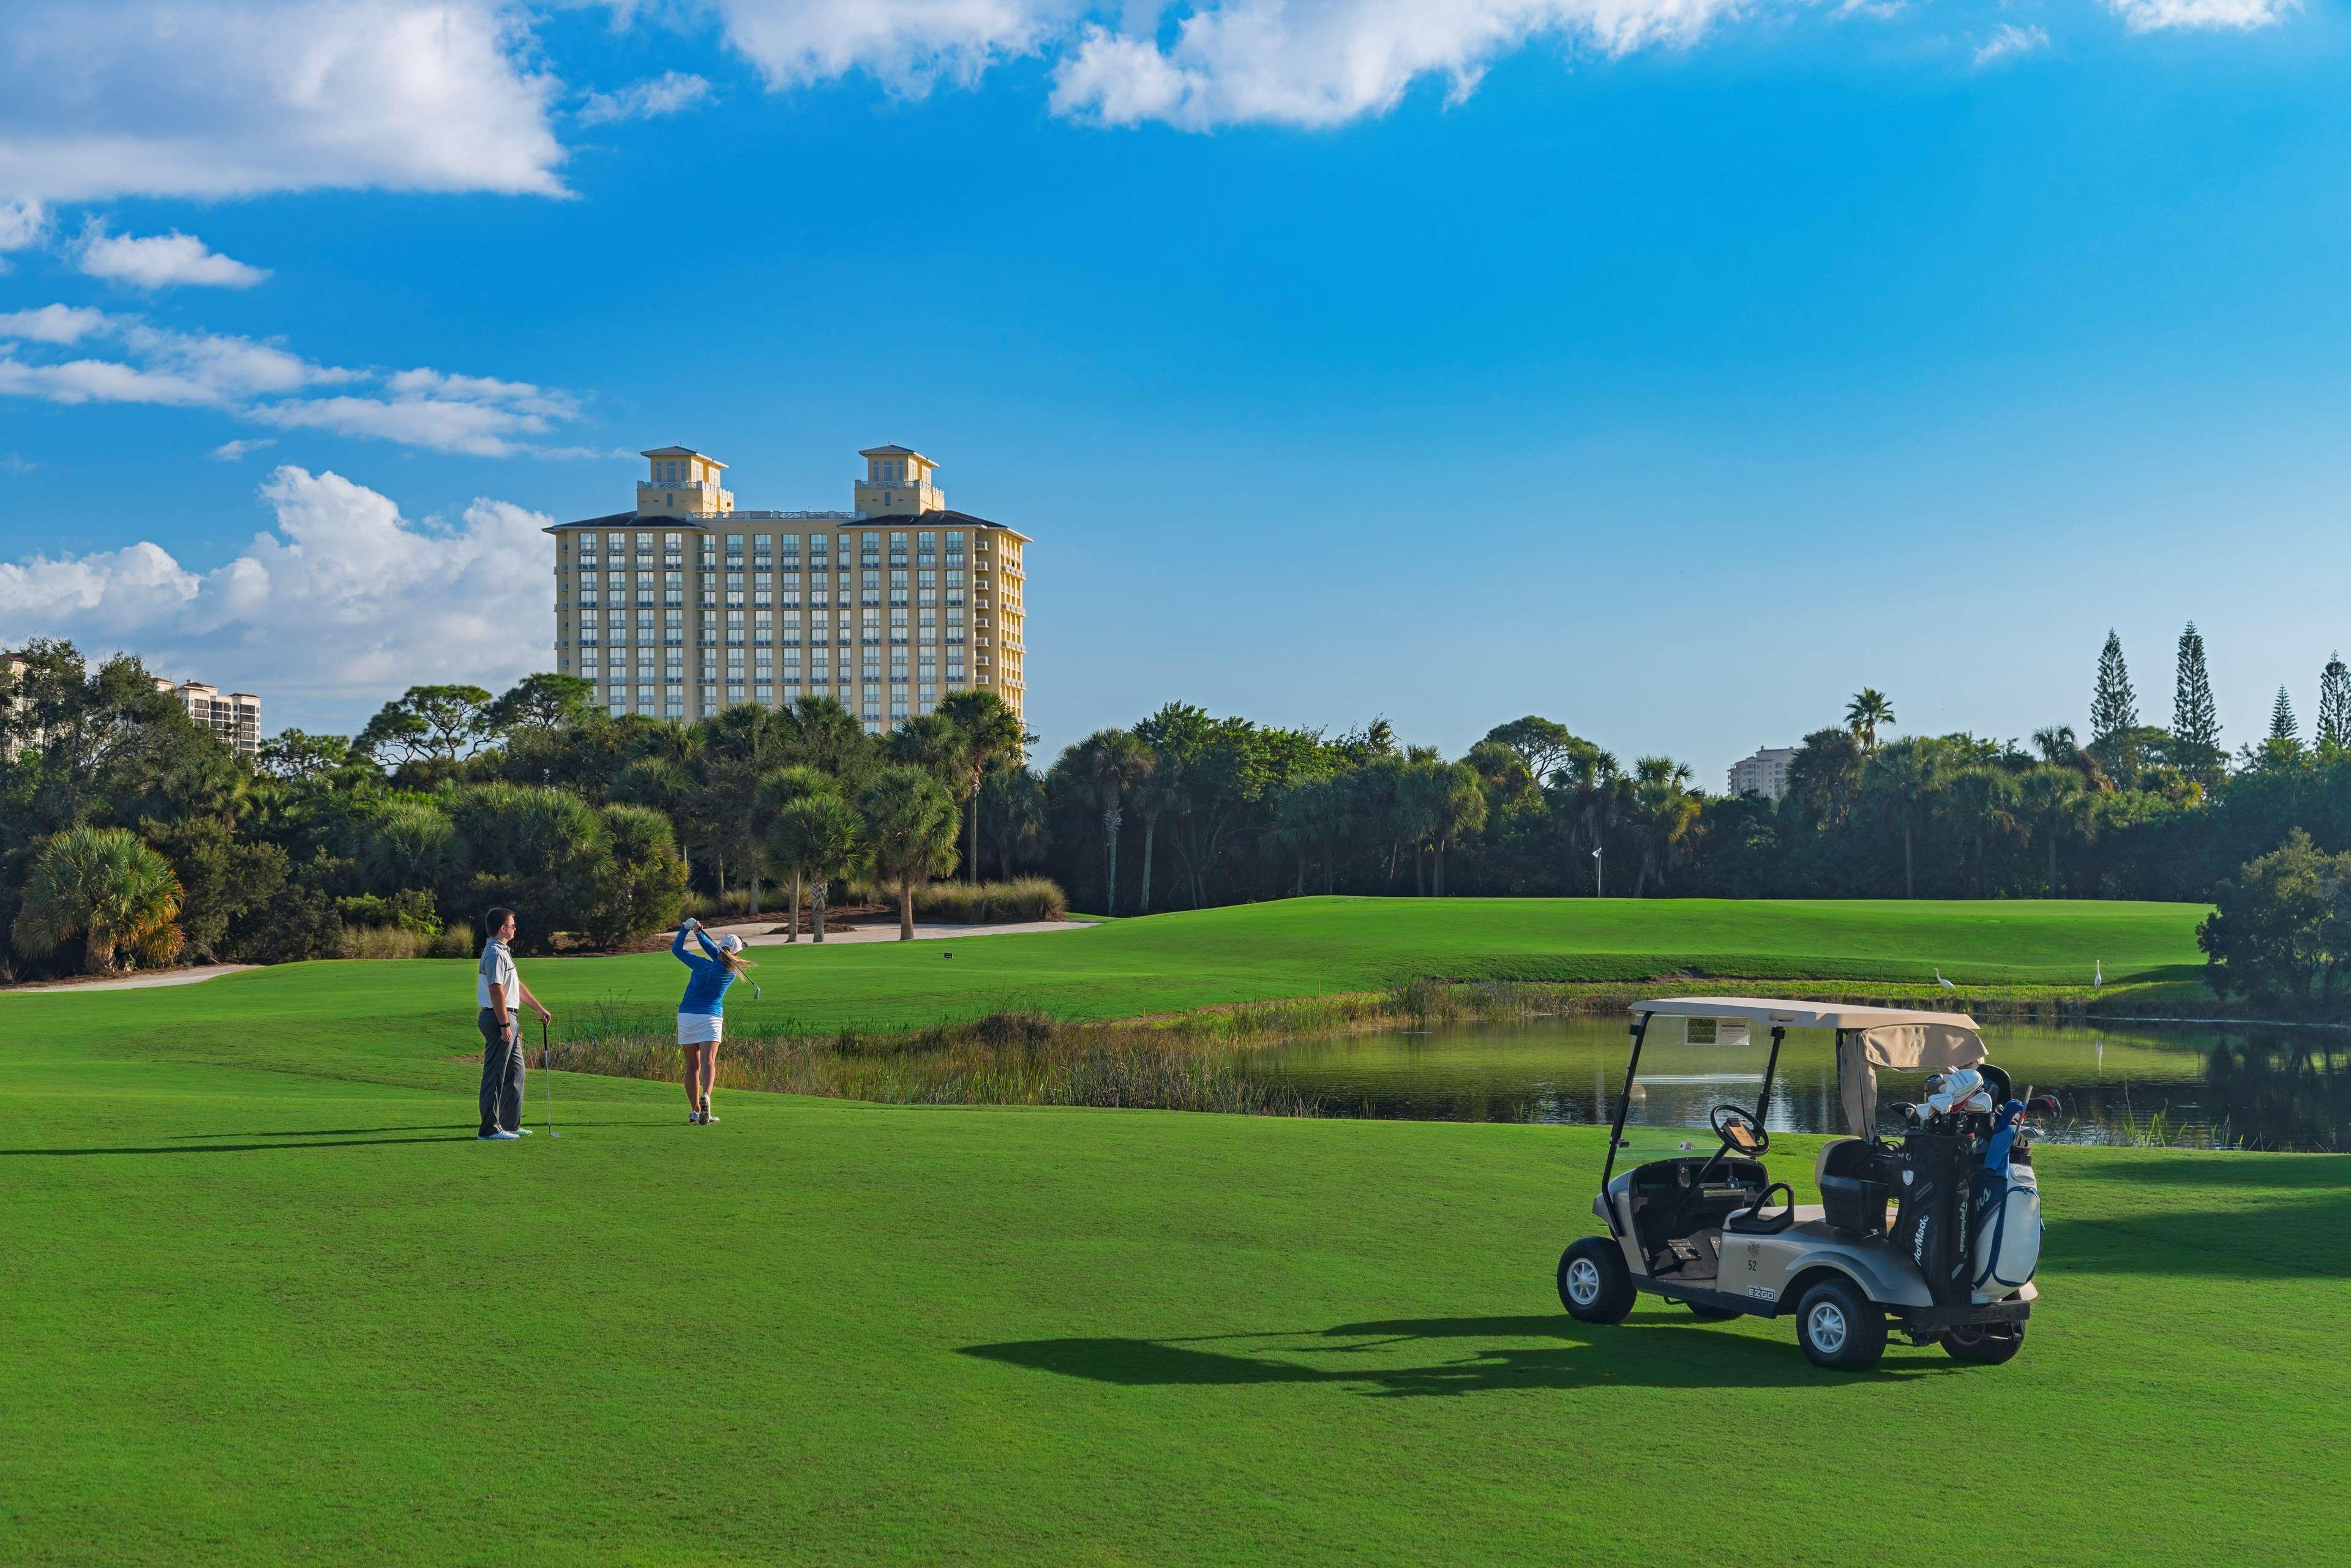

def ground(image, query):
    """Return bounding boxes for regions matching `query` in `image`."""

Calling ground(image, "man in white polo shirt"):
[477,906,552,1142]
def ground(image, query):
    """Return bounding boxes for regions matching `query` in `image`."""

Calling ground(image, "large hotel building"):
[549,445,1027,733]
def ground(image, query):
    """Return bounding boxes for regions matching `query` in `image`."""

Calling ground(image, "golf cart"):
[1556,999,2053,1370]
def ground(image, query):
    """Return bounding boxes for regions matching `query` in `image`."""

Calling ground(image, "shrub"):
[846,877,1067,924]
[335,888,443,937]
[582,805,688,950]
[11,827,186,975]
[2198,829,2351,1007]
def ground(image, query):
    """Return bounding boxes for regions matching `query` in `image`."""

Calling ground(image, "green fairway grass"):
[2,1030,2341,1565]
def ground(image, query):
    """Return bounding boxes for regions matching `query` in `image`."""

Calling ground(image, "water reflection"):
[1233,1017,2350,1150]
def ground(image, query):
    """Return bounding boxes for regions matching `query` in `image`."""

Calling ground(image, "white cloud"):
[0,200,46,267]
[1973,22,2049,64]
[2105,0,2296,28]
[0,305,116,345]
[1051,2,1742,129]
[689,1,1747,129]
[249,393,560,458]
[0,306,592,456]
[211,438,279,461]
[77,222,272,290]
[577,71,715,125]
[0,1,567,203]
[698,0,1084,94]
[0,467,553,715]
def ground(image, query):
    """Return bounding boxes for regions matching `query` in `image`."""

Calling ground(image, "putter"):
[541,1016,560,1139]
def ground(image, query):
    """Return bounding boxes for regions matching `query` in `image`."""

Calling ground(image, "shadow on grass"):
[0,1135,486,1156]
[960,1310,1955,1396]
[2045,1191,2351,1279]
[170,1125,468,1139]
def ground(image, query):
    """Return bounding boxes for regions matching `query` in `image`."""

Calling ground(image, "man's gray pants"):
[478,1008,525,1135]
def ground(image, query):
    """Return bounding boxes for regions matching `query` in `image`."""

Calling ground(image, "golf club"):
[541,1015,559,1139]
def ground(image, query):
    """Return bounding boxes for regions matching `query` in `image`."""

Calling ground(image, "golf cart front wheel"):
[1941,1322,2027,1365]
[1793,1278,1887,1370]
[1558,1238,1633,1325]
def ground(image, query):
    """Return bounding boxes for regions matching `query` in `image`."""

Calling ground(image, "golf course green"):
[6,897,2338,1565]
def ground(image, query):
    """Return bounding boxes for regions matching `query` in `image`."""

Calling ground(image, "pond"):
[1232,1016,2351,1150]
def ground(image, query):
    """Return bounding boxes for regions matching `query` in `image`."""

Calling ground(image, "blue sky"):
[1,0,2345,781]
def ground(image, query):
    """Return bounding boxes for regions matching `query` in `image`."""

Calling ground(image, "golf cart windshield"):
[1611,1014,1777,1171]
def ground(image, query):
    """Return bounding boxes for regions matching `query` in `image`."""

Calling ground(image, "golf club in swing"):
[541,1015,559,1139]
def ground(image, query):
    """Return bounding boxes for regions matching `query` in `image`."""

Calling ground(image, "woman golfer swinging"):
[674,917,753,1125]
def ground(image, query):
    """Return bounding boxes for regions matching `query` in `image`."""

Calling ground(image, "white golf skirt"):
[677,1012,724,1046]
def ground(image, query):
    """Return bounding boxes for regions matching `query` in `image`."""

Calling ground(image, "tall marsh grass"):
[846,877,1068,924]
[546,977,1561,1116]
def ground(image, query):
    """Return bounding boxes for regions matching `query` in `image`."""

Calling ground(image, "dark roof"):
[853,508,1011,531]
[544,507,1022,536]
[858,445,921,458]
[542,511,670,534]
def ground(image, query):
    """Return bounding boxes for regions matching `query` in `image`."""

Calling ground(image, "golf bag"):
[1892,1130,1978,1307]
[1968,1104,2042,1300]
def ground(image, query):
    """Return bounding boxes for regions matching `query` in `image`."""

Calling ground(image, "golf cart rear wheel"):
[1940,1322,2027,1365]
[1558,1238,1634,1325]
[1793,1278,1887,1370]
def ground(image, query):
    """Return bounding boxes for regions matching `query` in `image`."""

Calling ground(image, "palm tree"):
[1630,757,1698,898]
[855,765,962,940]
[1845,688,1895,751]
[1944,765,2020,897]
[2019,765,2088,897]
[1867,737,1952,899]
[976,764,1049,881]
[768,792,861,943]
[12,826,185,974]
[1396,759,1449,896]
[1067,729,1153,916]
[1428,762,1488,896]
[1131,771,1180,913]
[936,690,1030,884]
[1546,746,1622,895]
[755,766,833,938]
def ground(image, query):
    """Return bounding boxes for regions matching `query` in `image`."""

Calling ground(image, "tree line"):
[0,645,1025,976]
[10,624,2351,1002]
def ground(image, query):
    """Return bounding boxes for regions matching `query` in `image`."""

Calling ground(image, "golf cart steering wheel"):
[1710,1103,1769,1158]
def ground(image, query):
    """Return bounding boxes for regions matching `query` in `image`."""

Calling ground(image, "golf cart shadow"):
[959,1313,1959,1397]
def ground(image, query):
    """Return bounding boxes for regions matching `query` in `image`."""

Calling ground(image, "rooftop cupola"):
[637,446,734,519]
[854,445,943,518]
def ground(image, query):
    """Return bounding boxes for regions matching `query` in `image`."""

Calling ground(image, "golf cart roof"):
[1629,997,1981,1031]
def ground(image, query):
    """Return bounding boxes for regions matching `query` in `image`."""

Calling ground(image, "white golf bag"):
[1970,1159,2042,1302]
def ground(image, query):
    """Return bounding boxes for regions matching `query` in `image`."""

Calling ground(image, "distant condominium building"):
[548,444,1029,734]
[1,650,31,757]
[1728,746,1798,801]
[153,677,263,759]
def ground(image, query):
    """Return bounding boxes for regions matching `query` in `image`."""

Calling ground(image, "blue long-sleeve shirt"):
[673,928,736,1016]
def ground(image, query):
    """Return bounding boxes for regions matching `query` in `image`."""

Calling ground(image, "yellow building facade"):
[547,445,1027,733]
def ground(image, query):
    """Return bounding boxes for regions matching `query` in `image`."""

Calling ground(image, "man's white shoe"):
[478,1130,521,1141]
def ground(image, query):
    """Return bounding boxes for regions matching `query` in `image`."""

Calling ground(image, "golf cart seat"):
[1723,1182,1799,1235]
[1817,1138,1895,1237]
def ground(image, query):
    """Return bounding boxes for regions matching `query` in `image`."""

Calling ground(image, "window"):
[919,683,937,703]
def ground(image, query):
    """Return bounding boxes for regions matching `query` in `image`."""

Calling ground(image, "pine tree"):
[2318,653,2351,753]
[2091,631,2137,743]
[2172,622,2221,781]
[2269,685,2300,745]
